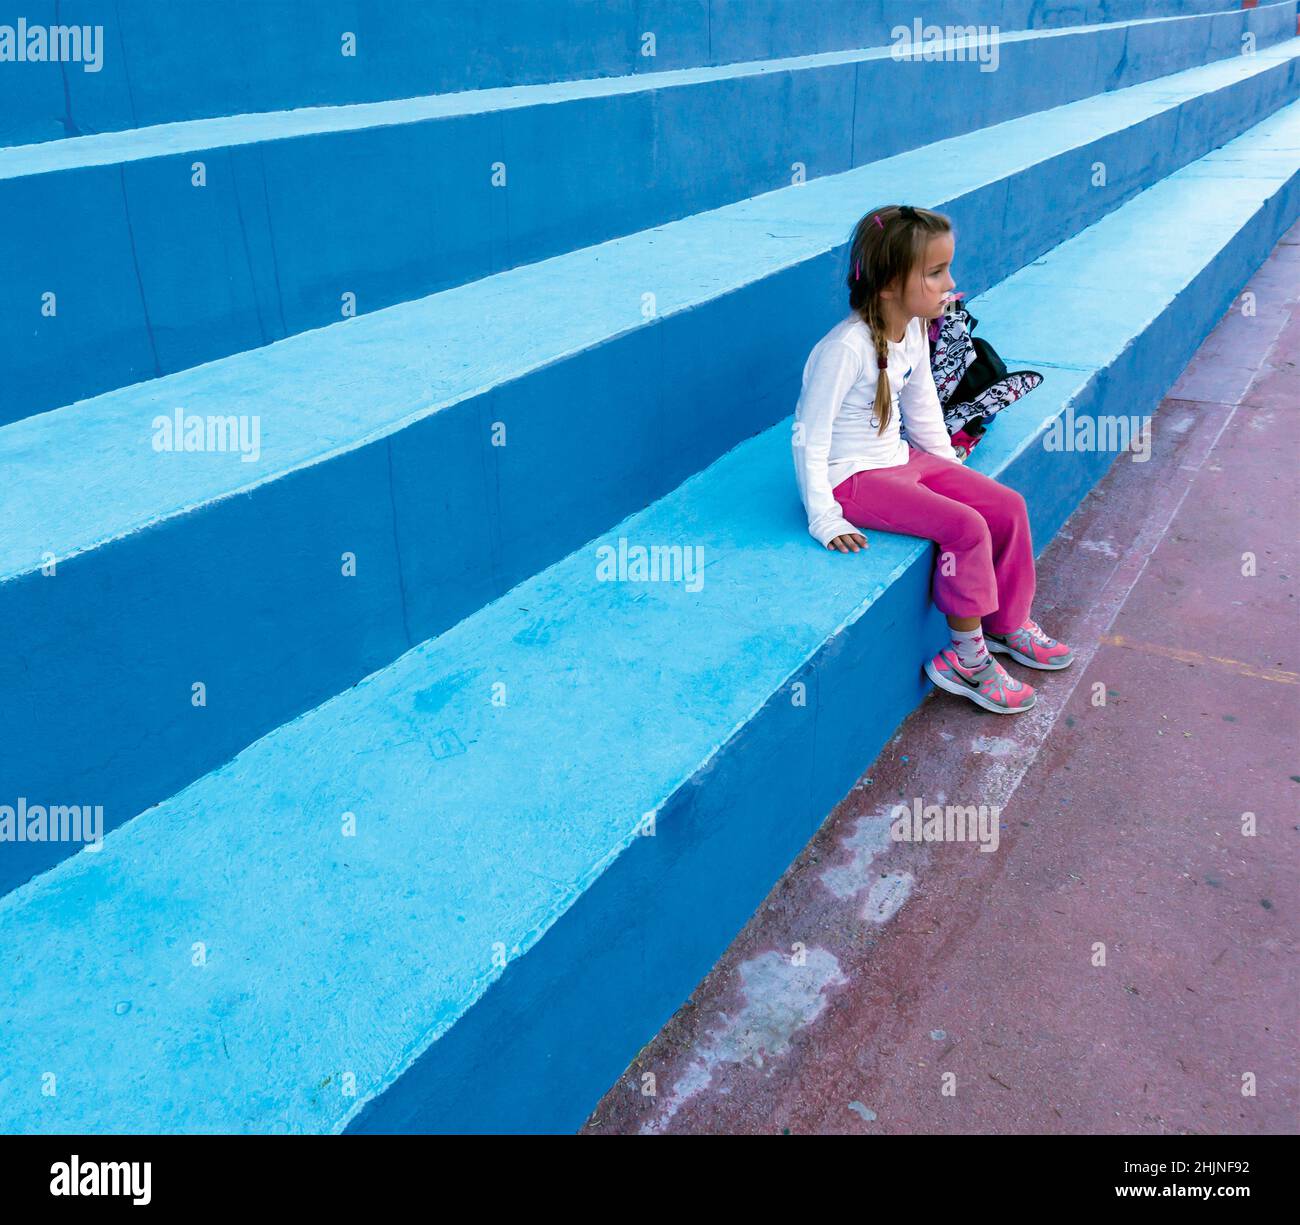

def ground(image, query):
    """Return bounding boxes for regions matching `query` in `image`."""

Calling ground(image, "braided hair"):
[846,203,953,435]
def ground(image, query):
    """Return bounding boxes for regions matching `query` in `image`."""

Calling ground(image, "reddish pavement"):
[583,222,1300,1136]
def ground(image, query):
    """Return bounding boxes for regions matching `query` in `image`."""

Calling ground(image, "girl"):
[791,203,1074,715]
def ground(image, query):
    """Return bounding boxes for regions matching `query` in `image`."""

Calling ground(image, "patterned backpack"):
[905,295,1043,459]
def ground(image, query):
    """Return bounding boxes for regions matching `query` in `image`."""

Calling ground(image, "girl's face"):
[886,232,957,321]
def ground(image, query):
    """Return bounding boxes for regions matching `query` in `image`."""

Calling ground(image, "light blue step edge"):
[2,103,1296,1133]
[0,0,1239,149]
[4,1,1293,421]
[2,44,1297,897]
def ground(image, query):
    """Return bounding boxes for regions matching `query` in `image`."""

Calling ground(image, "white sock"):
[950,625,990,668]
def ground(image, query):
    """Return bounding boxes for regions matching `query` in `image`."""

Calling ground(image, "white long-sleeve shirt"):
[792,311,962,547]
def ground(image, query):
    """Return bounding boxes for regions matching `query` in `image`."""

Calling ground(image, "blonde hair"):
[846,204,953,434]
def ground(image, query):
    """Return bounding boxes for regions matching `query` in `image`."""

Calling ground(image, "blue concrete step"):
[2,40,1296,896]
[0,0,1242,148]
[4,2,1293,421]
[1,100,1295,1133]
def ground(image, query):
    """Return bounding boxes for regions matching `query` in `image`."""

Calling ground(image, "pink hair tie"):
[872,214,884,230]
[854,257,861,280]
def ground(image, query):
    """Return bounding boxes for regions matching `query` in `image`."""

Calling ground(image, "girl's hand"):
[827,532,868,553]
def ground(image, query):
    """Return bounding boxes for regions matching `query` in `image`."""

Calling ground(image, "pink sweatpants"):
[832,446,1035,636]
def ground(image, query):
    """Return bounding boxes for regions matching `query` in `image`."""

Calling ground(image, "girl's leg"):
[832,454,1001,621]
[837,454,1041,713]
[908,452,1037,636]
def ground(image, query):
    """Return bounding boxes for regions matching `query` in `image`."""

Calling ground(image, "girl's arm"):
[899,320,963,462]
[792,339,867,547]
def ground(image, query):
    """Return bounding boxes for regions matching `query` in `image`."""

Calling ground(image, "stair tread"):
[0,8,1223,180]
[3,39,1296,583]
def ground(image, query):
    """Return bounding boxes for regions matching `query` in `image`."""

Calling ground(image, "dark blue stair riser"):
[3,4,1294,423]
[0,0,1238,148]
[345,176,1300,1132]
[2,94,1296,897]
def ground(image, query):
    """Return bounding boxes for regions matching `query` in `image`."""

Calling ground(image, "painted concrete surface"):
[2,101,1296,1134]
[0,2,1249,150]
[17,9,1285,425]
[9,50,1296,574]
[8,73,1295,900]
[584,220,1300,1136]
[1,8,1273,179]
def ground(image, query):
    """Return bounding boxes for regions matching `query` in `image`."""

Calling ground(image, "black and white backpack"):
[904,296,1043,459]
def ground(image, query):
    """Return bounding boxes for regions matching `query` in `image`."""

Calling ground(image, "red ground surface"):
[584,222,1300,1136]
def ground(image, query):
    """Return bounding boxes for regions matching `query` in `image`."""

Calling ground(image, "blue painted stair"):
[4,23,1297,893]
[0,1,1249,147]
[3,4,1295,419]
[1,3,1297,1133]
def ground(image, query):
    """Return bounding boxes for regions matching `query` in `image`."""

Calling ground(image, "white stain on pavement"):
[640,947,847,1134]
[863,870,914,923]
[818,809,896,899]
[1078,538,1120,557]
[970,735,1018,757]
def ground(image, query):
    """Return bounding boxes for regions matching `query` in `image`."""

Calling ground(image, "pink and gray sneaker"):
[924,647,1036,715]
[984,617,1074,670]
